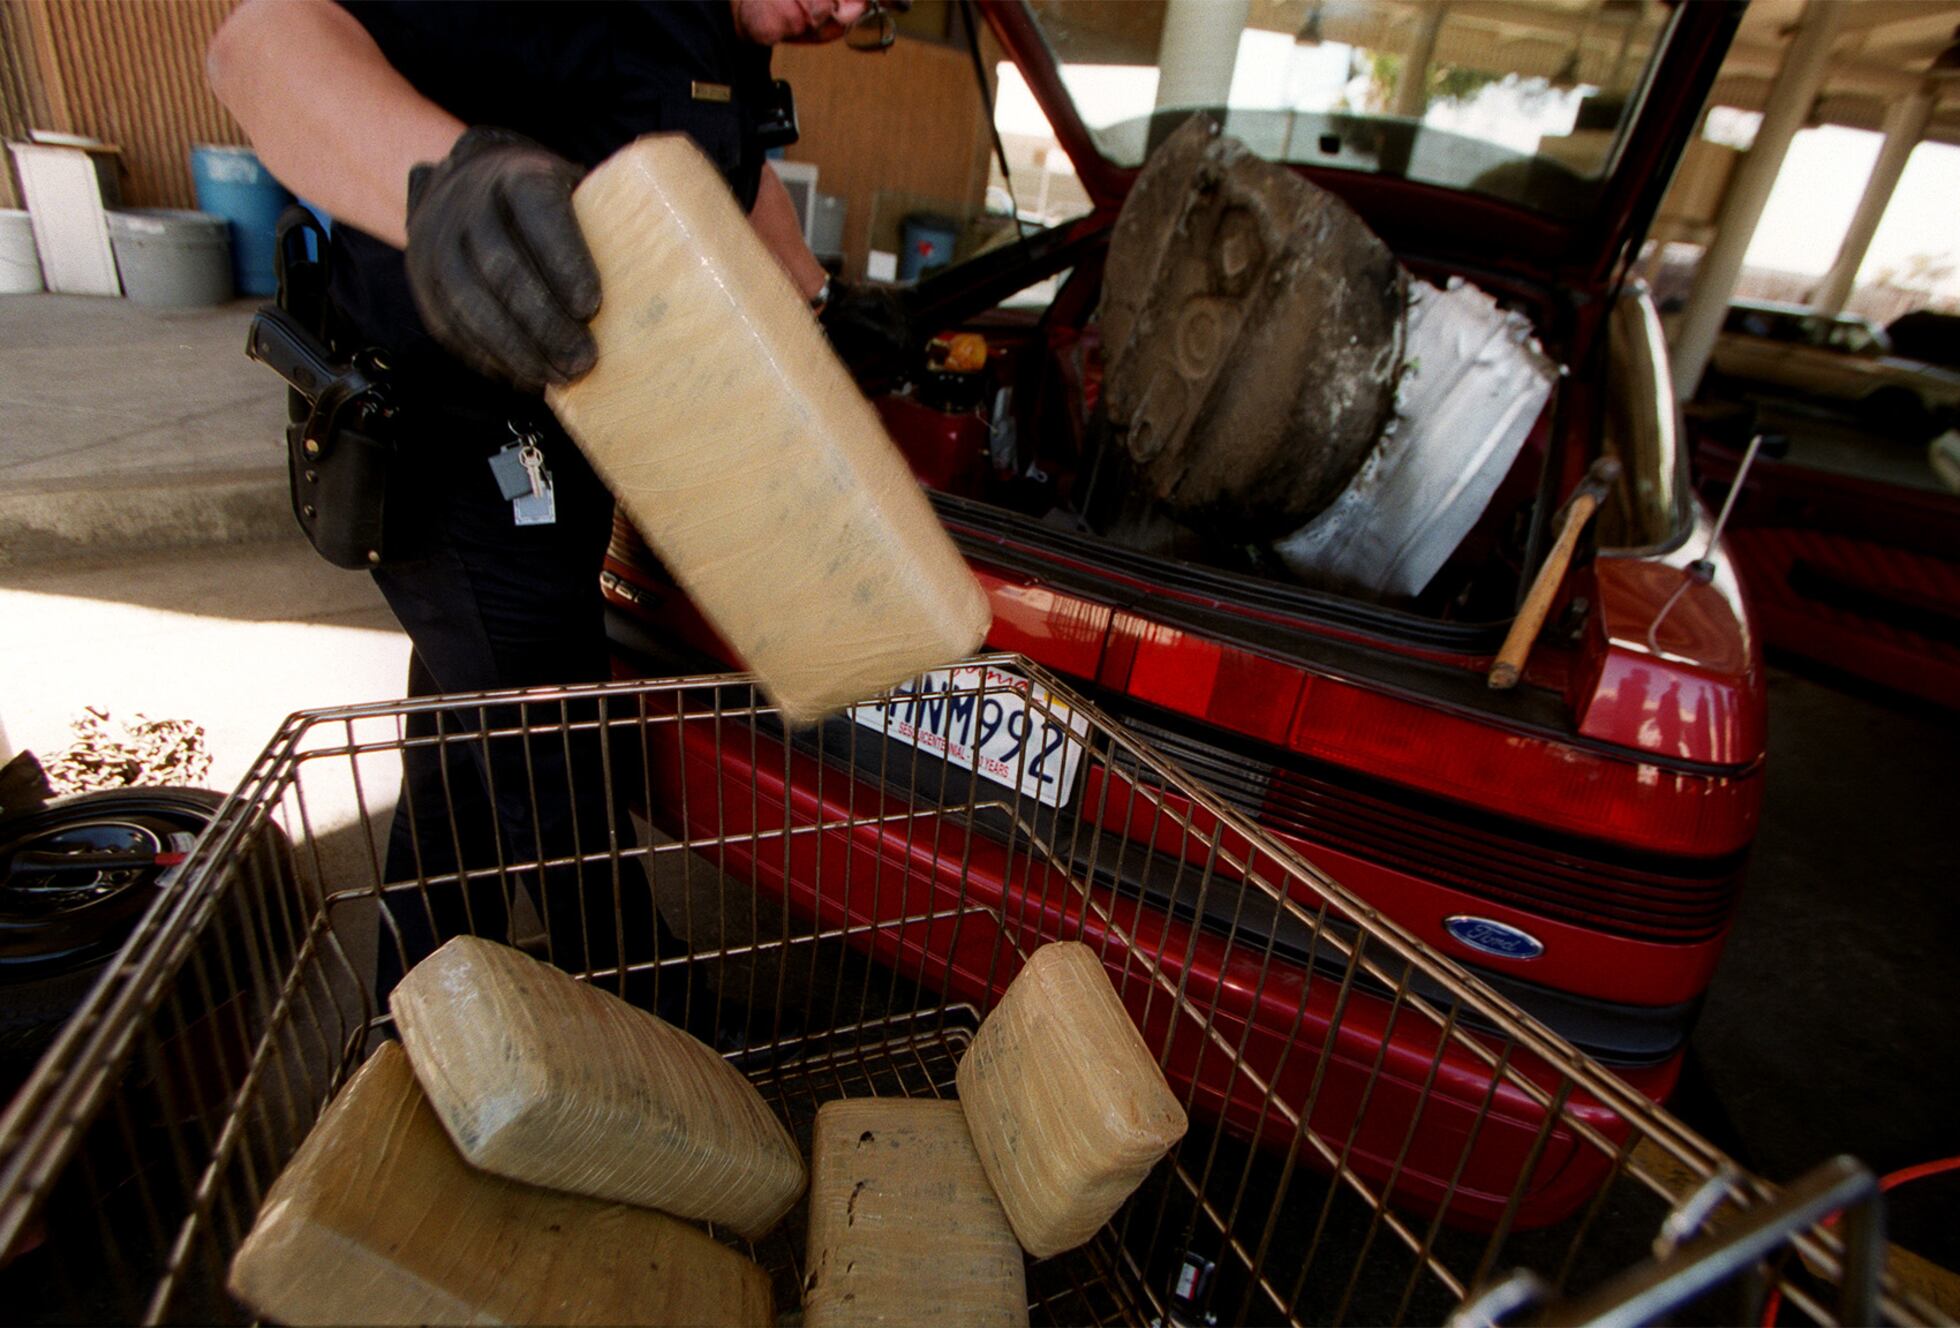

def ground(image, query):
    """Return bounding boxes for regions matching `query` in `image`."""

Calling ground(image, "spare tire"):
[0,787,224,1068]
[1100,115,1406,540]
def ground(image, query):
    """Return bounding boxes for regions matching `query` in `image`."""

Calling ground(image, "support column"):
[1154,0,1250,112]
[1810,88,1934,318]
[1669,0,1845,401]
[1393,3,1448,120]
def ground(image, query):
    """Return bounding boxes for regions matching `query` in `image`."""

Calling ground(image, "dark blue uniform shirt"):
[327,0,775,414]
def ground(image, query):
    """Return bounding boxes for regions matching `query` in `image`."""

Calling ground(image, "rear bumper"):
[647,708,1681,1230]
[606,534,1760,1018]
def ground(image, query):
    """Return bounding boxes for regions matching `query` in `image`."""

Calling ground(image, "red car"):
[605,0,1755,1226]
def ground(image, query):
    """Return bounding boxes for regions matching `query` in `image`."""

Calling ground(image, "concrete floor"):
[0,295,273,484]
[1686,667,1960,1270]
[2,292,1955,1296]
[0,295,290,567]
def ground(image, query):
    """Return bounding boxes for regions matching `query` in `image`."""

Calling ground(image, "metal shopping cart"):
[0,657,1936,1324]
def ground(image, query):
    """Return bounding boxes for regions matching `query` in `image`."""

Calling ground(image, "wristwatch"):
[808,274,832,313]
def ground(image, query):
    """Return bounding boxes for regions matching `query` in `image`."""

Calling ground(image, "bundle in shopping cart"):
[226,936,1185,1325]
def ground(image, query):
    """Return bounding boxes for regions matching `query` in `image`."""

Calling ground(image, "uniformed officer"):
[207,0,905,1001]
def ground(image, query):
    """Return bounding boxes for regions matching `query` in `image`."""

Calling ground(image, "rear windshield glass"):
[1023,0,1676,220]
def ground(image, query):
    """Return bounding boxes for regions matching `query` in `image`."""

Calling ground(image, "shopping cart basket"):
[0,657,1933,1324]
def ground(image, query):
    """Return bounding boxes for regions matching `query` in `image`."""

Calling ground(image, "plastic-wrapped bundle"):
[546,135,990,724]
[804,1099,1028,1327]
[227,1044,775,1326]
[956,942,1188,1257]
[390,937,805,1239]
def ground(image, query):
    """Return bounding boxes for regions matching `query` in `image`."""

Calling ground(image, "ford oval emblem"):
[1443,916,1545,960]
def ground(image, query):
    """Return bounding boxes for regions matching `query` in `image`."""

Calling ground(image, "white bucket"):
[106,208,232,306]
[0,209,44,293]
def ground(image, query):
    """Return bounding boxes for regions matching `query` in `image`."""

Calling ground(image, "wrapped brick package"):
[803,1099,1028,1328]
[227,1044,775,1327]
[390,936,805,1239]
[545,135,991,724]
[956,941,1189,1257]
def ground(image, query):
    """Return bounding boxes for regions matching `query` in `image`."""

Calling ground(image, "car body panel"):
[953,541,1762,857]
[1585,511,1766,767]
[1078,759,1738,1012]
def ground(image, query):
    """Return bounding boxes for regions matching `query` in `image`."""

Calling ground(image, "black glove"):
[404,127,600,393]
[819,279,914,371]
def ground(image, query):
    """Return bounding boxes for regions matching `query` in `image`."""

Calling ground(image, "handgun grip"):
[246,304,340,403]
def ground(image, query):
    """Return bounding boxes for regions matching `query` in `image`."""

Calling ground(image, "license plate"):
[849,665,1090,809]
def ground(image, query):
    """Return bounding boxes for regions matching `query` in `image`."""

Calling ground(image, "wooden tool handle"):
[1488,491,1601,690]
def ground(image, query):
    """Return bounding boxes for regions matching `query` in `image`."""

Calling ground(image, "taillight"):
[1286,674,1759,857]
[1106,616,1760,859]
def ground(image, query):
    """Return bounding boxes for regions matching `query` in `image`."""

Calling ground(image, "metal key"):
[512,440,557,526]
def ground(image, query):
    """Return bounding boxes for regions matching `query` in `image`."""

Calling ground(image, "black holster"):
[249,208,402,569]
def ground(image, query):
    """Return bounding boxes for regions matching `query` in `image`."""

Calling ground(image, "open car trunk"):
[869,0,1744,665]
[902,231,1570,661]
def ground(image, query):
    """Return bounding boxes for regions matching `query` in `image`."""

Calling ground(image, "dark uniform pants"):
[366,421,663,1003]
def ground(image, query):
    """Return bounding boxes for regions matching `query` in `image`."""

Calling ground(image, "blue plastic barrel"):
[189,144,293,297]
[899,213,960,282]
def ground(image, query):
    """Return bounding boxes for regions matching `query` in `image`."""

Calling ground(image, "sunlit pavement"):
[0,534,408,787]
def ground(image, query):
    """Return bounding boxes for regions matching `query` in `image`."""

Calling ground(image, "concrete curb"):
[0,467,292,567]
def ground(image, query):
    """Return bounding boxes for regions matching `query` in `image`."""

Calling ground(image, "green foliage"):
[1430,65,1500,103]
[1358,50,1500,112]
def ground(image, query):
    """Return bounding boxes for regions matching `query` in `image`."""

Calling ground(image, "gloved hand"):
[404,127,600,393]
[819,278,914,371]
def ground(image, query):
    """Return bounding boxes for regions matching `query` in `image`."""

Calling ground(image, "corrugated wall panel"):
[0,2,54,208]
[13,0,244,210]
[775,37,993,280]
